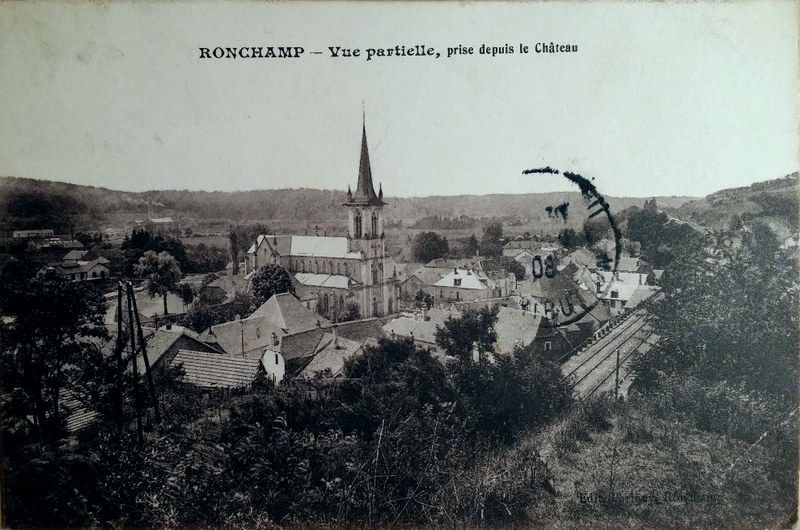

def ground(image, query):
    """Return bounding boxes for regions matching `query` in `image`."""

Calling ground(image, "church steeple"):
[345,117,385,207]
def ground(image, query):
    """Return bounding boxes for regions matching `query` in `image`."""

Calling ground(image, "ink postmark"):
[520,167,623,328]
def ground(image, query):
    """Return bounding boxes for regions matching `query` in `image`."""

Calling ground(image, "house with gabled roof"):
[171,349,262,389]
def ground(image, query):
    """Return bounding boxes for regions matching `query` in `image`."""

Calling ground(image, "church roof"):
[290,236,360,259]
[345,123,385,207]
[295,272,354,289]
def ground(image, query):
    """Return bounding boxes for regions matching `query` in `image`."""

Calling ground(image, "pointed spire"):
[345,113,384,206]
[379,182,383,199]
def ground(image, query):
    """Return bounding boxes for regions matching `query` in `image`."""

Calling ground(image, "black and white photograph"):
[0,1,798,528]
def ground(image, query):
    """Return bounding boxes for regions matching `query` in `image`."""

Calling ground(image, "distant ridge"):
[0,175,699,231]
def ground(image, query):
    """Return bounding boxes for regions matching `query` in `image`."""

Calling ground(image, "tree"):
[464,234,479,257]
[414,289,433,309]
[228,225,241,276]
[558,228,584,249]
[337,302,361,322]
[0,271,107,442]
[134,251,182,315]
[482,222,503,244]
[496,256,526,281]
[411,232,449,263]
[178,282,194,311]
[435,306,499,363]
[250,264,295,306]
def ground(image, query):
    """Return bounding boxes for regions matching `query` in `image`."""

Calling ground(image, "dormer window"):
[611,290,619,298]
[453,278,462,286]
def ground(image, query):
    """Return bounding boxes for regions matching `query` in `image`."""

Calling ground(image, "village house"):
[170,349,263,390]
[41,249,111,281]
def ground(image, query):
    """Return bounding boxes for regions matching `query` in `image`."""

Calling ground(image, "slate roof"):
[172,349,261,389]
[562,248,596,269]
[300,333,363,378]
[493,306,542,353]
[290,236,361,259]
[597,271,649,286]
[626,285,660,308]
[280,327,327,361]
[344,123,385,207]
[616,256,641,273]
[383,308,459,346]
[407,267,446,286]
[205,316,286,358]
[336,318,386,342]
[136,327,217,374]
[63,249,89,261]
[599,280,640,302]
[295,272,354,289]
[250,293,331,333]
[433,269,489,290]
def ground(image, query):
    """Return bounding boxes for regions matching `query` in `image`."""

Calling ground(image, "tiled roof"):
[61,390,99,433]
[172,349,261,389]
[251,293,331,333]
[300,333,363,378]
[295,272,353,289]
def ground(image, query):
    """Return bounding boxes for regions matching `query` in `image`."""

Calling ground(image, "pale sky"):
[0,1,797,199]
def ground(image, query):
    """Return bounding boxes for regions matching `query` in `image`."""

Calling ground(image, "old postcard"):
[0,1,797,528]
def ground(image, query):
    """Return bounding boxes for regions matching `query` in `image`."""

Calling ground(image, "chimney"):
[453,267,458,274]
[316,319,321,328]
[333,323,340,349]
[422,306,429,321]
[271,331,279,346]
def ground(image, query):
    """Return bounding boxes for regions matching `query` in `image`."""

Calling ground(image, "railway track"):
[561,309,658,399]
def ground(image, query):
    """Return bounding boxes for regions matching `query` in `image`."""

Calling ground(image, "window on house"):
[544,342,552,351]
[354,213,362,237]
[275,353,279,365]
[610,300,616,308]
[372,212,378,236]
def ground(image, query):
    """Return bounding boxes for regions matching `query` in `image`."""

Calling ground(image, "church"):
[245,120,397,319]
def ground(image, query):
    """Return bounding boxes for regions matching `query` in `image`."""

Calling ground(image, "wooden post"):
[127,288,143,443]
[614,348,620,400]
[128,282,161,425]
[115,282,125,438]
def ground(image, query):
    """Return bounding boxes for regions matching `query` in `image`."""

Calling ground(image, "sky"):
[0,1,797,199]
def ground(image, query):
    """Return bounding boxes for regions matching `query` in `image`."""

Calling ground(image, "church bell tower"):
[344,116,390,317]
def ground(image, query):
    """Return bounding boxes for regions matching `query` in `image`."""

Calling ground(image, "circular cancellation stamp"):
[519,167,623,329]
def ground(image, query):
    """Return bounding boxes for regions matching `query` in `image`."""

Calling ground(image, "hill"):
[668,173,798,236]
[0,175,697,235]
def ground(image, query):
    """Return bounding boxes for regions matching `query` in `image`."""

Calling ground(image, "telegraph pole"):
[115,283,124,438]
[614,348,620,401]
[127,289,143,443]
[128,282,161,425]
